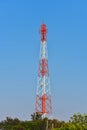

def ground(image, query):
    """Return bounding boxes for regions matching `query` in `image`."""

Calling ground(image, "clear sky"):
[0,0,87,121]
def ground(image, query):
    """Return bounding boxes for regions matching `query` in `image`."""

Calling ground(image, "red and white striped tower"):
[35,23,52,118]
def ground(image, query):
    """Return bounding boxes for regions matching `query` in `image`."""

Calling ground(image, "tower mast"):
[35,23,52,118]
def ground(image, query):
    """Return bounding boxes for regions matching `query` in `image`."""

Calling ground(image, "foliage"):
[0,113,87,130]
[69,112,87,125]
[31,112,42,121]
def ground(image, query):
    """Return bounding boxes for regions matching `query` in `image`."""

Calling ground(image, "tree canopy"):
[0,113,87,130]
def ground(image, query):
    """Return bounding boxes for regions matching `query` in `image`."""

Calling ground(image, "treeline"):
[0,113,87,130]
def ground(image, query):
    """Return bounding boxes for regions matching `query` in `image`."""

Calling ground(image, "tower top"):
[39,23,47,42]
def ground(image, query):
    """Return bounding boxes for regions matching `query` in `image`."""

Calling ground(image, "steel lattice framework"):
[35,23,52,118]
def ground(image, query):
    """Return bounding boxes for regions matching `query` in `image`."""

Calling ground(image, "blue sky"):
[0,0,87,121]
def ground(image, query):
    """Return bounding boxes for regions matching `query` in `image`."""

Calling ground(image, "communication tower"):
[35,23,52,118]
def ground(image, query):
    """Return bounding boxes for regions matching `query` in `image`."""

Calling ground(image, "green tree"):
[31,112,42,121]
[70,113,87,125]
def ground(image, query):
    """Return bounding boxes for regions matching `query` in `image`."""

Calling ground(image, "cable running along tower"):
[35,23,52,118]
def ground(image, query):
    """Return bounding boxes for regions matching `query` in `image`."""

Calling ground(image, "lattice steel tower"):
[35,23,52,118]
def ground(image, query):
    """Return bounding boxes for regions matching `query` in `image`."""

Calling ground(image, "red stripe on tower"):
[39,23,47,42]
